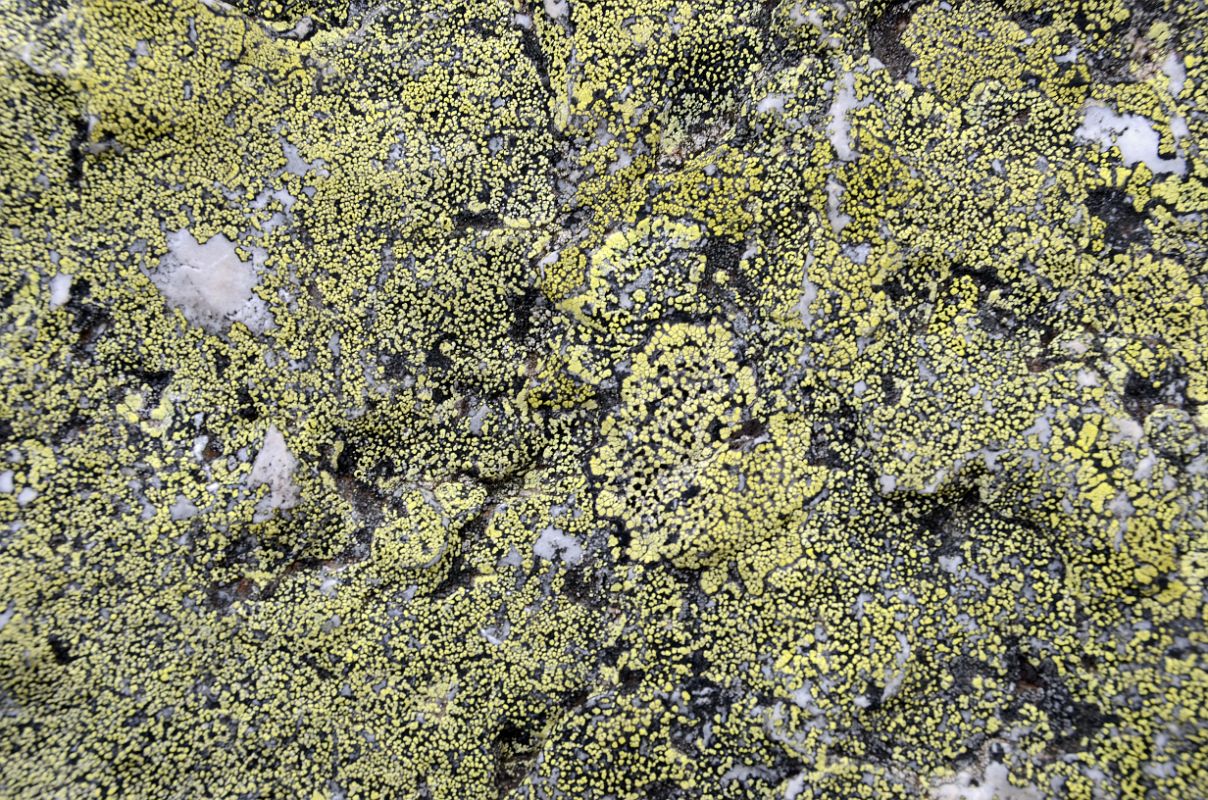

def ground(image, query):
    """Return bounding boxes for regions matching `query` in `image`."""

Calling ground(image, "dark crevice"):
[129,368,174,404]
[560,564,599,606]
[1004,646,1118,755]
[950,263,1008,293]
[452,209,501,230]
[429,551,477,600]
[429,503,498,600]
[493,719,541,794]
[64,279,111,350]
[66,116,88,188]
[618,666,644,692]
[920,484,981,562]
[880,373,900,406]
[726,417,767,451]
[700,237,758,311]
[1086,188,1151,254]
[867,1,924,81]
[424,337,454,371]
[1123,359,1187,423]
[235,387,259,421]
[518,22,551,93]
[506,286,545,343]
[207,576,261,611]
[610,520,632,560]
[806,400,861,468]
[48,636,75,665]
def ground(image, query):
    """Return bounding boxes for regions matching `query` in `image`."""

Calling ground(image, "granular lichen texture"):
[0,0,1206,797]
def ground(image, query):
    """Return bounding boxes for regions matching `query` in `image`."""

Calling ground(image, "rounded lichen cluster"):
[0,0,1205,798]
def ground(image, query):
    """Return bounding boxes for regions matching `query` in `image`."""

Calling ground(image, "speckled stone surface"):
[1,1,1206,798]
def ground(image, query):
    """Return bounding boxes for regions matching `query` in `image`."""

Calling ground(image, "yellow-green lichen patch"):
[1,0,1206,798]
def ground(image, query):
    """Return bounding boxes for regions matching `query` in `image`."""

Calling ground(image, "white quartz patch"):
[170,494,200,521]
[606,147,633,174]
[1163,52,1186,97]
[533,526,583,565]
[153,230,275,334]
[468,404,489,435]
[827,72,871,162]
[248,425,300,521]
[796,269,819,329]
[480,620,511,645]
[756,93,791,114]
[930,762,1043,800]
[49,273,71,307]
[825,175,851,233]
[281,139,327,178]
[1075,104,1186,175]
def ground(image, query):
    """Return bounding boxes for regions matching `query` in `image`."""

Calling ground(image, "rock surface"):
[0,0,1206,798]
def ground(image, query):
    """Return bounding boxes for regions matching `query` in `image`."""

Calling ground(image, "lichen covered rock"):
[0,0,1205,798]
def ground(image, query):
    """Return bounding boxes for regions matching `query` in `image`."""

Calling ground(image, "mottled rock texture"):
[0,0,1206,798]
